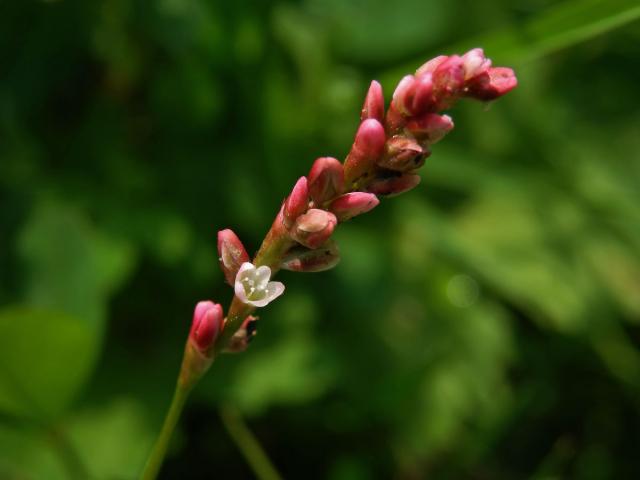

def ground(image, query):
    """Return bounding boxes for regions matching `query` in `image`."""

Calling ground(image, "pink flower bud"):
[410,73,435,115]
[329,192,379,222]
[391,75,417,116]
[343,119,387,184]
[307,157,344,205]
[291,208,337,249]
[281,241,340,272]
[190,301,224,351]
[461,48,492,81]
[466,67,518,101]
[385,102,407,133]
[406,113,454,144]
[283,176,309,228]
[367,173,421,197]
[217,229,250,286]
[361,80,385,122]
[433,55,465,97]
[416,55,448,76]
[224,315,258,353]
[377,135,427,172]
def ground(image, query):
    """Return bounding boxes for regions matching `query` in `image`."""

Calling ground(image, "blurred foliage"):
[1,0,640,479]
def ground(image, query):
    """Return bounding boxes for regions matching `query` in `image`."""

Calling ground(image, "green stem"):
[140,384,192,480]
[47,425,89,480]
[220,404,284,480]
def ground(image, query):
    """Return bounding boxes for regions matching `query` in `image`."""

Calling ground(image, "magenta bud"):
[461,48,492,81]
[344,119,387,184]
[391,75,417,116]
[433,55,465,96]
[329,192,379,222]
[416,55,448,76]
[218,229,250,286]
[361,80,385,122]
[283,176,309,228]
[224,315,258,353]
[190,301,224,351]
[410,73,435,115]
[291,208,337,249]
[466,67,518,101]
[281,241,340,272]
[406,113,454,144]
[367,173,421,197]
[385,103,407,134]
[377,135,427,172]
[307,157,344,205]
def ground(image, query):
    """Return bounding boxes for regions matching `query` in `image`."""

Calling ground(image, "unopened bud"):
[291,208,337,249]
[218,229,250,286]
[377,136,427,172]
[416,55,448,76]
[410,73,435,115]
[281,241,340,272]
[224,316,258,353]
[283,176,309,228]
[367,173,421,197]
[406,113,454,145]
[391,75,417,116]
[190,301,224,352]
[465,67,518,101]
[308,157,344,205]
[433,55,465,99]
[461,48,492,81]
[329,192,379,222]
[361,80,385,122]
[344,119,387,185]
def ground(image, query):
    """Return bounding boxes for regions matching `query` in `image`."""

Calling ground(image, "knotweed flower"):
[234,262,285,307]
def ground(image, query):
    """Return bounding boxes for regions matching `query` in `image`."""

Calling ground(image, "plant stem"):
[140,384,192,480]
[220,404,284,480]
[47,425,89,480]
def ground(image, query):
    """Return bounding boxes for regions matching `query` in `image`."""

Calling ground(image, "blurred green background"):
[1,0,640,478]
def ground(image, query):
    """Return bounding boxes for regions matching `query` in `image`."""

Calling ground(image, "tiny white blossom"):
[234,262,285,307]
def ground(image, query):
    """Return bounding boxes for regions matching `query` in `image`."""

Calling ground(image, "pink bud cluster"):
[279,48,516,249]
[200,48,516,356]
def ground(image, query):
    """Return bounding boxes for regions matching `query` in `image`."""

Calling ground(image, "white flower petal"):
[253,265,272,290]
[264,281,285,302]
[234,261,285,307]
[234,278,249,303]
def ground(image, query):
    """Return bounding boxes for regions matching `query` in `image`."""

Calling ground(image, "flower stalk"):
[140,48,517,479]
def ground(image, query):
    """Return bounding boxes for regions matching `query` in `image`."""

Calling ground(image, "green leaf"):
[67,398,154,480]
[18,201,135,329]
[0,307,97,421]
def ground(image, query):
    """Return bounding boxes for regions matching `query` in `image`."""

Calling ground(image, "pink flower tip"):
[307,157,344,205]
[283,176,309,228]
[292,208,338,249]
[461,48,492,81]
[367,173,421,197]
[406,113,454,144]
[330,192,379,222]
[190,301,224,351]
[361,80,385,122]
[218,229,250,286]
[466,67,518,101]
[344,118,387,184]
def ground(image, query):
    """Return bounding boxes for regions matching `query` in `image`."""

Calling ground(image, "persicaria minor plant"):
[140,48,517,479]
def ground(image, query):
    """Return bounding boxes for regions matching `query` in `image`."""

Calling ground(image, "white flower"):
[234,262,285,307]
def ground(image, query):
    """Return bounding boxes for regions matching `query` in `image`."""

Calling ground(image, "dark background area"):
[1,0,640,479]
